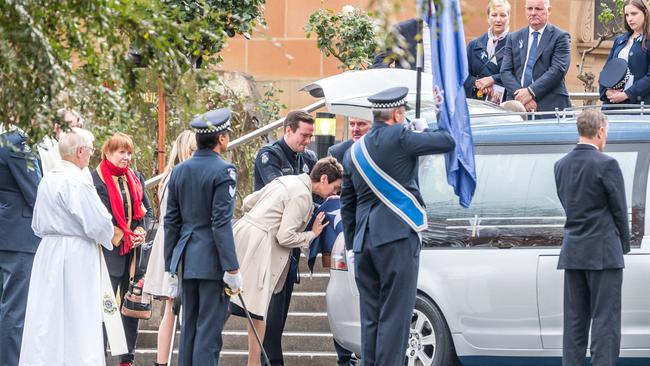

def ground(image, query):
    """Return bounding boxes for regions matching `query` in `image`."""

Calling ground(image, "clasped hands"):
[605,88,629,104]
[474,77,495,97]
[514,88,537,112]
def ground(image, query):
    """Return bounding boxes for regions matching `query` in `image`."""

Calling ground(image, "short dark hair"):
[284,110,314,133]
[310,156,343,183]
[196,131,227,150]
[576,110,608,138]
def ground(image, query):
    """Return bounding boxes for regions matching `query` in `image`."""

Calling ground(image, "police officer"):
[326,116,370,366]
[164,108,242,366]
[253,110,317,366]
[340,87,455,365]
[0,129,42,366]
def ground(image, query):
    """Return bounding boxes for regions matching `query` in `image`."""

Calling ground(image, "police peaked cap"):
[191,108,232,134]
[368,87,410,110]
[599,58,630,89]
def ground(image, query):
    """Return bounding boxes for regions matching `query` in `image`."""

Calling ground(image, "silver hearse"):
[304,70,650,366]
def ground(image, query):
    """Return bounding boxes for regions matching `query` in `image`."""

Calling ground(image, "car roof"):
[472,119,650,145]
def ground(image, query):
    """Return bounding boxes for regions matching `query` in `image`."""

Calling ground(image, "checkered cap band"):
[193,120,231,134]
[370,99,407,109]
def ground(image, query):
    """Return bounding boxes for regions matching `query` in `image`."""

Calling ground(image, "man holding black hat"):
[340,87,455,365]
[164,108,242,366]
[253,110,318,366]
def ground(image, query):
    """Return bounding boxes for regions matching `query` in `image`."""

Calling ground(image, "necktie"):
[522,31,540,87]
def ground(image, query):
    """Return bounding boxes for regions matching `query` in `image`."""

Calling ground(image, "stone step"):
[109,350,338,366]
[288,291,327,313]
[225,311,330,332]
[136,329,335,353]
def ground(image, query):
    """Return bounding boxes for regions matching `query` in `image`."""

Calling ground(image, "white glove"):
[167,273,179,298]
[223,271,242,294]
[411,118,428,132]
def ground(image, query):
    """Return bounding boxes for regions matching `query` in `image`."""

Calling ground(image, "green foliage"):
[597,0,626,35]
[0,0,265,150]
[305,7,378,70]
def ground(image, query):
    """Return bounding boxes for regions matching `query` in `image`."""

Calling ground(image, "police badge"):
[103,294,118,315]
[261,152,269,165]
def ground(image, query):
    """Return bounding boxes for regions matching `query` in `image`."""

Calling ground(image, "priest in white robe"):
[19,127,114,366]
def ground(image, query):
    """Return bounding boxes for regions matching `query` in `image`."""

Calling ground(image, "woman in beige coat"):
[230,157,343,366]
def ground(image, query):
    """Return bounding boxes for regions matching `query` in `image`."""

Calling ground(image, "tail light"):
[330,233,348,271]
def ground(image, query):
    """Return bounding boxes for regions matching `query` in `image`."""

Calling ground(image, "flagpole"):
[415,3,424,119]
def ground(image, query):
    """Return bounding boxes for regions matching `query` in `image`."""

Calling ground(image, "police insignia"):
[261,152,269,164]
[303,163,309,173]
[229,185,236,197]
[103,294,117,315]
[228,168,237,181]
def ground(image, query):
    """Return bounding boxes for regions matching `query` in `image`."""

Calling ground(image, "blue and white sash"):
[351,136,427,232]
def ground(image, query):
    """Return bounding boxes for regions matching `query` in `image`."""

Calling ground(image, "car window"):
[419,150,639,248]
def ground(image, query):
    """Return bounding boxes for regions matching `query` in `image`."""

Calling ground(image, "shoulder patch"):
[261,152,269,165]
[227,167,237,181]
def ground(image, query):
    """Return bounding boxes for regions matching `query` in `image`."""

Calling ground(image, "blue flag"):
[305,197,343,272]
[421,0,477,208]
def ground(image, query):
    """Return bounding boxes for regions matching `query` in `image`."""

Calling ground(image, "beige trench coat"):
[231,174,316,318]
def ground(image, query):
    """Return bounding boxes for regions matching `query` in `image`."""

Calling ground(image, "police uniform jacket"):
[340,122,455,252]
[92,169,153,277]
[327,139,354,164]
[164,149,239,280]
[253,138,317,191]
[599,32,650,105]
[464,32,508,99]
[231,174,315,317]
[0,131,41,253]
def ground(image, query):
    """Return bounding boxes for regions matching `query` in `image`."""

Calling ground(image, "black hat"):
[190,108,232,134]
[599,58,630,89]
[368,87,410,109]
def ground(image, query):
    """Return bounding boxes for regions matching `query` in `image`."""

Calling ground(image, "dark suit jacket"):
[372,18,418,70]
[500,23,571,112]
[93,169,153,277]
[164,149,239,280]
[599,32,650,105]
[554,144,630,270]
[340,122,455,252]
[0,131,41,253]
[464,32,508,99]
[327,139,353,164]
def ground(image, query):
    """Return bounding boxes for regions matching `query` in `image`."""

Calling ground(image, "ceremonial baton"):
[225,287,271,366]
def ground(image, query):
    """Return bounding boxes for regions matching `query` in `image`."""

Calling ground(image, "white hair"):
[58,127,94,157]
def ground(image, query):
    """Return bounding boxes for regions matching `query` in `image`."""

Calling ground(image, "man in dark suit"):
[253,110,317,366]
[340,87,455,365]
[326,116,370,366]
[328,117,371,163]
[0,130,42,366]
[500,0,571,114]
[165,108,242,366]
[554,109,629,366]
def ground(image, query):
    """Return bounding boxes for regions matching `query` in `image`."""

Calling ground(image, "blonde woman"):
[143,130,196,366]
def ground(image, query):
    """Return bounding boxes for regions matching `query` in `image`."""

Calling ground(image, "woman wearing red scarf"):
[92,132,152,366]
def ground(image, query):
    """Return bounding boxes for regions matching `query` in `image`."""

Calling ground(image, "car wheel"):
[404,294,457,366]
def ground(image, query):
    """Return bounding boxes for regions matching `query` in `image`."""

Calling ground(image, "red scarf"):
[99,159,145,256]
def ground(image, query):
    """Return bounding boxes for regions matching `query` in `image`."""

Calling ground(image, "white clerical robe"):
[19,160,114,366]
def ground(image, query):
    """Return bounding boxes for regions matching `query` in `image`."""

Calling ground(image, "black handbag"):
[121,252,152,320]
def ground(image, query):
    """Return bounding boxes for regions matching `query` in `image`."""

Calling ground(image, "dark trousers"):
[354,234,420,366]
[334,339,357,366]
[179,279,230,366]
[262,270,296,366]
[563,269,623,366]
[103,273,140,362]
[0,251,34,366]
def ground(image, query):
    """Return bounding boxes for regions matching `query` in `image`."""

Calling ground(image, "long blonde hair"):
[159,130,196,197]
